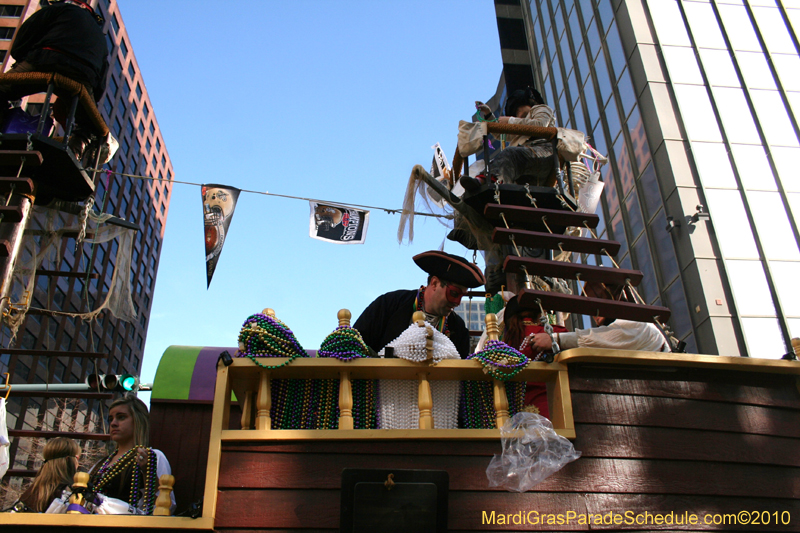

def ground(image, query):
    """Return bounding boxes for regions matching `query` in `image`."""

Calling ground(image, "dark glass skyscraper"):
[493,0,800,358]
[0,0,173,485]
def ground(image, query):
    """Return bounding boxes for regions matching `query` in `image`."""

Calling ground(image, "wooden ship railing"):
[3,346,799,530]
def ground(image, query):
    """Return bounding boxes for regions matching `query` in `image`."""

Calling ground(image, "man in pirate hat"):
[354,250,485,358]
[526,281,672,353]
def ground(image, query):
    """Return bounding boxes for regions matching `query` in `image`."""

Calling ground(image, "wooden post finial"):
[486,313,500,341]
[153,474,175,516]
[262,308,276,317]
[792,337,800,355]
[412,311,425,326]
[338,309,352,327]
[66,472,90,513]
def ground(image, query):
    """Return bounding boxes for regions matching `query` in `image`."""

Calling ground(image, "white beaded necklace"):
[378,321,461,429]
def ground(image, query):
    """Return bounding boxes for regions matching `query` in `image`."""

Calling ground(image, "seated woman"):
[11,438,80,512]
[88,395,175,515]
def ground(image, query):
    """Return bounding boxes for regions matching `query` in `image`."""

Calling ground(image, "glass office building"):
[0,0,173,482]
[494,0,800,358]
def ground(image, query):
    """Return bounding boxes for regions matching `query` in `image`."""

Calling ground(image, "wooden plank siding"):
[149,400,239,515]
[211,362,800,531]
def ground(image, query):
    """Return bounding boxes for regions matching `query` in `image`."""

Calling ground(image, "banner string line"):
[86,168,453,220]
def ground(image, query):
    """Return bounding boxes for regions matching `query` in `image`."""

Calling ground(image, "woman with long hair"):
[87,395,174,514]
[13,437,80,512]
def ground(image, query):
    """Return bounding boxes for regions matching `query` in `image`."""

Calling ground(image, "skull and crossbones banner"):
[202,184,241,287]
[309,201,369,244]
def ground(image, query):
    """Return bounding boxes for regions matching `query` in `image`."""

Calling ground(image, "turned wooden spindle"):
[338,309,351,327]
[152,474,175,516]
[418,372,434,429]
[262,308,276,317]
[486,313,500,341]
[66,472,90,513]
[411,310,434,360]
[485,313,510,428]
[241,390,254,430]
[792,337,800,356]
[338,370,354,430]
[255,369,271,430]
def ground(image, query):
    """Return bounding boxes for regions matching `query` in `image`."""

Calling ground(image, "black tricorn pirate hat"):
[413,250,486,288]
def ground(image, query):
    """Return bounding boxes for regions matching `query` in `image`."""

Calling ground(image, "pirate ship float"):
[5,116,800,532]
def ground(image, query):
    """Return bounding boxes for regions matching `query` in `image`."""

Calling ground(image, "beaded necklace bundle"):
[379,321,460,363]
[270,378,340,429]
[378,320,461,429]
[458,380,526,429]
[237,312,308,368]
[467,340,530,381]
[318,324,379,429]
[92,447,158,514]
[319,325,371,361]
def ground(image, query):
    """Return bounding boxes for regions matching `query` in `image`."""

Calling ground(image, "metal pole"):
[0,194,32,319]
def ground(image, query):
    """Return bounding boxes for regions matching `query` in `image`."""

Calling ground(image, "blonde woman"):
[13,438,80,512]
[88,395,174,514]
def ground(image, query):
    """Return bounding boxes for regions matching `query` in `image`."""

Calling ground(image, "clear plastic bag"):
[486,412,581,492]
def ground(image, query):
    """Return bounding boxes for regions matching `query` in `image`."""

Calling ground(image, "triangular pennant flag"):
[309,201,369,244]
[202,184,240,287]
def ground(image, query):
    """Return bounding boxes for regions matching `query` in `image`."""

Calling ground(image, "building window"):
[142,103,150,118]
[111,13,120,34]
[108,75,119,96]
[131,101,138,117]
[105,32,114,55]
[135,83,142,100]
[128,62,136,80]
[0,5,23,17]
[0,27,14,40]
[138,121,145,136]
[121,78,130,100]
[103,96,113,116]
[119,39,128,58]
[113,117,122,137]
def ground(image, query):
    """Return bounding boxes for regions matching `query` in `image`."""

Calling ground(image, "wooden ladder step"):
[0,178,35,195]
[493,227,621,256]
[485,204,599,232]
[504,256,644,286]
[0,204,24,223]
[36,269,100,279]
[0,150,43,168]
[0,348,107,358]
[518,288,672,323]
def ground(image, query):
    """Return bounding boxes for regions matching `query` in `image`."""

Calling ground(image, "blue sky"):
[116,1,503,402]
